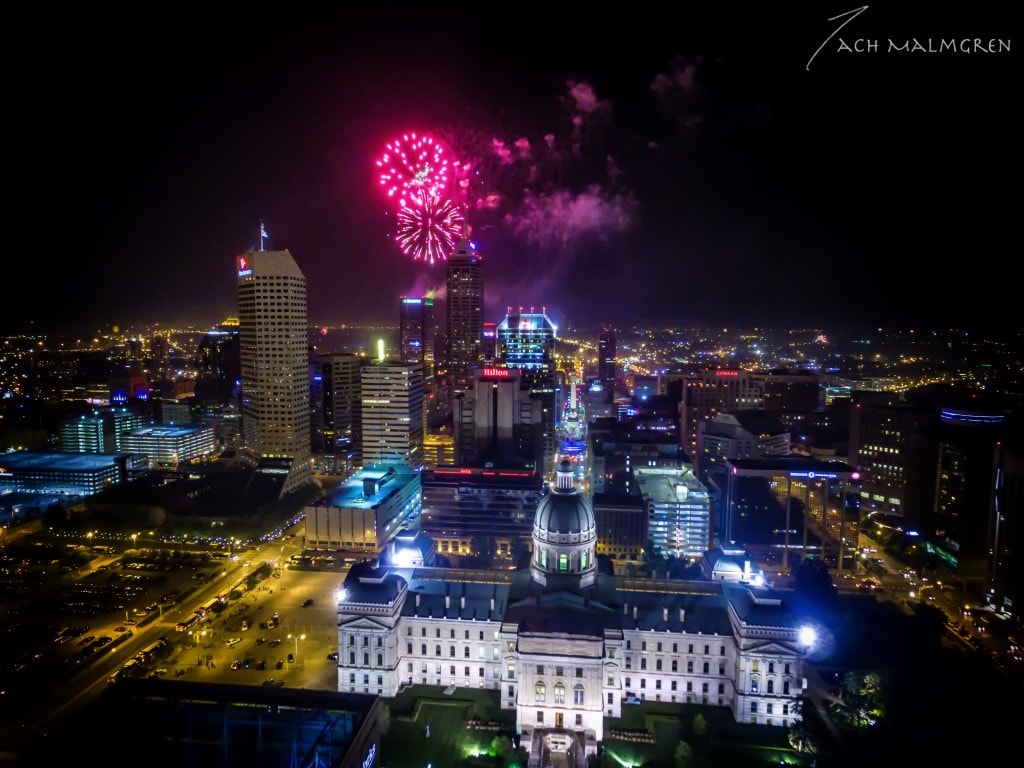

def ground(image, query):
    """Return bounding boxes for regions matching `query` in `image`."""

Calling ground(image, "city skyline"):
[12,4,1017,336]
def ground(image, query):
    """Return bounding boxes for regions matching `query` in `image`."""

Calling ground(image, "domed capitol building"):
[335,461,809,759]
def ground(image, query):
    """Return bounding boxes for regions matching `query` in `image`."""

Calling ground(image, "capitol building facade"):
[335,461,808,757]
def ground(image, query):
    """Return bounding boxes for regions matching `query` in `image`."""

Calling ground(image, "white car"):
[225,637,242,648]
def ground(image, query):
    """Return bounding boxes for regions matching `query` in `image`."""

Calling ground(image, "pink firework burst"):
[376,132,450,204]
[395,191,464,265]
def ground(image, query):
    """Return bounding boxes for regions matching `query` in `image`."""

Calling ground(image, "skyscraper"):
[400,296,441,429]
[445,239,483,408]
[360,360,424,470]
[496,308,557,477]
[399,296,434,367]
[598,323,617,391]
[237,249,311,493]
[311,351,364,474]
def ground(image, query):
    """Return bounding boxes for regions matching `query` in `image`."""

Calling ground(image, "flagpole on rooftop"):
[260,220,267,252]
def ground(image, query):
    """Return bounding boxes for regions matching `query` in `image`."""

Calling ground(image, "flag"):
[260,222,268,239]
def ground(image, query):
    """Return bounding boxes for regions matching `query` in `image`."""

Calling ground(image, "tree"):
[787,723,818,755]
[692,712,708,738]
[674,739,699,768]
[489,734,513,764]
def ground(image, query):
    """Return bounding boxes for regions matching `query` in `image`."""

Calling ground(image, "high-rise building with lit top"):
[496,309,557,477]
[237,249,311,493]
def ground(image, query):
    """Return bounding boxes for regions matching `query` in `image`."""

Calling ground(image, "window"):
[767,703,773,715]
[407,643,412,654]
[435,645,441,656]
[751,660,759,673]
[671,660,677,672]
[704,645,709,655]
[575,667,583,678]
[465,630,470,639]
[686,661,693,673]
[655,659,662,671]
[535,682,546,702]
[640,659,647,670]
[406,627,412,636]
[642,641,647,651]
[575,714,582,726]
[376,653,382,666]
[750,702,758,714]
[673,643,678,653]
[573,684,585,706]
[464,666,470,676]
[626,640,631,650]
[768,662,775,674]
[539,549,547,568]
[421,628,426,637]
[450,665,456,676]
[436,628,441,638]
[507,663,515,679]
[784,663,791,675]
[349,673,355,684]
[558,553,568,571]
[480,631,485,640]
[657,642,662,652]
[554,683,565,705]
[421,644,427,655]
[640,679,646,689]
[479,667,485,677]
[702,662,709,674]
[783,681,790,695]
[407,663,413,673]
[377,637,383,647]
[363,637,368,646]
[555,666,564,677]
[607,672,615,685]
[349,652,355,665]
[450,647,456,657]
[537,711,544,723]
[671,681,677,691]
[508,685,515,698]
[537,665,545,675]
[607,693,613,704]
[767,680,774,694]
[464,647,470,658]
[625,678,631,688]
[718,684,724,694]
[362,653,369,666]
[450,629,455,638]
[688,644,693,654]
[655,680,662,690]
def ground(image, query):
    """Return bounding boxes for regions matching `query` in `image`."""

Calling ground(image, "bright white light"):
[798,626,817,648]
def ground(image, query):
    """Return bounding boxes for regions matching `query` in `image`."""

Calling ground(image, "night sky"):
[11,3,1017,336]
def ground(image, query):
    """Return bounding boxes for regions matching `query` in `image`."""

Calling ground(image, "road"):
[0,534,347,760]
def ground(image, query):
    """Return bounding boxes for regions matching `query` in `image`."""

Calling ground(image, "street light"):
[288,633,305,665]
[131,532,138,552]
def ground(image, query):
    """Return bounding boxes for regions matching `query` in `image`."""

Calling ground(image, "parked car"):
[327,652,339,661]
[302,599,314,608]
